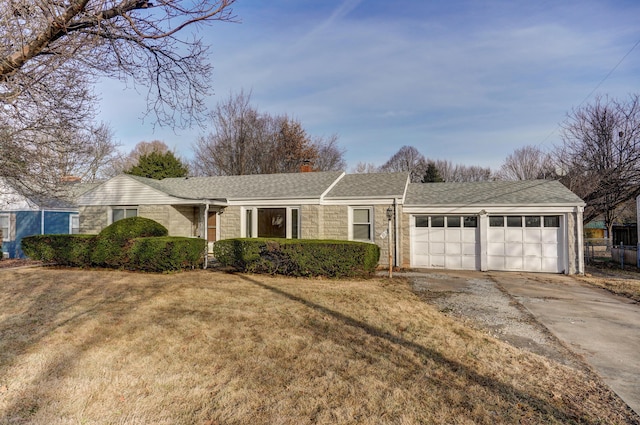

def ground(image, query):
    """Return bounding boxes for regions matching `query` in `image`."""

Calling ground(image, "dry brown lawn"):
[0,267,636,424]
[581,266,640,302]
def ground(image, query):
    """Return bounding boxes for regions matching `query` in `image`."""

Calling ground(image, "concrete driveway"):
[487,272,640,416]
[407,269,640,416]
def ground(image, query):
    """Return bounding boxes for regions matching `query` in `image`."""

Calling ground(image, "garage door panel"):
[525,257,542,271]
[430,229,445,242]
[542,257,561,273]
[541,228,560,243]
[430,242,445,255]
[505,256,524,270]
[524,228,543,242]
[462,243,477,255]
[505,242,524,256]
[488,242,504,255]
[505,228,523,241]
[524,243,541,256]
[542,243,558,257]
[446,243,462,255]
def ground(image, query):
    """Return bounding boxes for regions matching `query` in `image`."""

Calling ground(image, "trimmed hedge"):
[22,234,96,266]
[212,238,380,278]
[22,217,205,272]
[127,237,205,272]
[91,217,168,267]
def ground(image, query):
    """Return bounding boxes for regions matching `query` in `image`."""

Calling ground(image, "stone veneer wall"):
[301,204,321,239]
[220,206,241,240]
[78,206,108,234]
[321,205,348,240]
[567,211,583,274]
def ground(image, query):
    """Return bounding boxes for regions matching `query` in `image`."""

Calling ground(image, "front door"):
[207,212,217,242]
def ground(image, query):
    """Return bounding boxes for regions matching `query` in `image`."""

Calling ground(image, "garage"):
[411,215,480,270]
[487,215,563,273]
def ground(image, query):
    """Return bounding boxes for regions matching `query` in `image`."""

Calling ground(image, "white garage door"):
[411,215,480,270]
[487,215,563,273]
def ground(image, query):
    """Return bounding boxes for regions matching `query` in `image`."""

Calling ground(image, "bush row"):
[22,217,205,272]
[212,238,380,278]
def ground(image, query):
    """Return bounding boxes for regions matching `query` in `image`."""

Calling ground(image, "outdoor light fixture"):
[386,206,393,221]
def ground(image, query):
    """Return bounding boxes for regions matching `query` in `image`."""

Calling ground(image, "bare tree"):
[497,145,555,181]
[379,146,428,182]
[1,0,236,194]
[557,94,640,236]
[192,91,346,175]
[431,159,492,182]
[351,162,380,174]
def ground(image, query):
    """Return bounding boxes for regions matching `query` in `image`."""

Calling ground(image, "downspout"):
[203,203,209,269]
[41,208,45,235]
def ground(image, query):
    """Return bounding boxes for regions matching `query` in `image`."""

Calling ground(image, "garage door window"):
[415,216,429,227]
[447,216,461,227]
[489,216,504,227]
[525,216,541,227]
[430,216,445,227]
[544,216,560,227]
[507,216,522,227]
[463,216,478,228]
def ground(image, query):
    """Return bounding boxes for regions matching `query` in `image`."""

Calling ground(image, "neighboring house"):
[76,172,586,274]
[0,178,84,259]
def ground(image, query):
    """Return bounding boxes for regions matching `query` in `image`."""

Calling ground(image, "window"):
[544,216,560,227]
[525,216,541,227]
[112,207,137,222]
[245,207,300,239]
[489,216,504,227]
[0,214,9,241]
[70,215,80,234]
[352,208,373,241]
[245,209,253,238]
[415,216,429,228]
[258,208,286,238]
[507,216,522,227]
[446,216,461,227]
[463,216,478,228]
[291,208,299,239]
[431,216,445,227]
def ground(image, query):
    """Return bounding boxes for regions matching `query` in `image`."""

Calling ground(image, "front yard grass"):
[581,265,640,302]
[0,268,636,424]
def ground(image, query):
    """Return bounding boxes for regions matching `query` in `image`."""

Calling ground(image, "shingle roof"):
[325,172,409,199]
[127,171,345,200]
[405,180,585,206]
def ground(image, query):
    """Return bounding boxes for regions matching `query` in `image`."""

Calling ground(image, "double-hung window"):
[112,207,137,223]
[352,207,373,242]
[0,214,9,241]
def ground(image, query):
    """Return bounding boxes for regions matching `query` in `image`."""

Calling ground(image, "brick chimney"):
[300,159,313,173]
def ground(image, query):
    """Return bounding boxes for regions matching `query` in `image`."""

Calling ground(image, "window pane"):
[291,209,299,239]
[447,216,461,227]
[258,208,286,238]
[525,216,541,227]
[544,216,560,227]
[353,209,370,223]
[463,216,478,228]
[507,216,522,227]
[113,209,124,222]
[125,209,138,218]
[489,216,504,227]
[353,224,371,240]
[245,210,252,237]
[431,216,445,227]
[415,216,429,228]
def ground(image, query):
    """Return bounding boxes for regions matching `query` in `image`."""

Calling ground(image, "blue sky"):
[97,0,640,171]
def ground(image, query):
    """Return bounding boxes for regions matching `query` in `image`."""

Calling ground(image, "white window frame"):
[349,206,374,242]
[242,206,301,239]
[70,214,80,234]
[0,213,10,242]
[110,206,138,224]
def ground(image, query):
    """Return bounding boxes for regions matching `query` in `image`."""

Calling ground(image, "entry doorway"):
[207,212,217,243]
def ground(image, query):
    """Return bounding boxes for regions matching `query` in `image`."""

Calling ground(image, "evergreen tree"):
[422,162,444,182]
[126,151,188,180]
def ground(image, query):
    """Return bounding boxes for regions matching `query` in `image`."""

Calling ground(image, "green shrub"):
[128,237,205,272]
[91,217,168,267]
[212,238,380,278]
[22,234,96,266]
